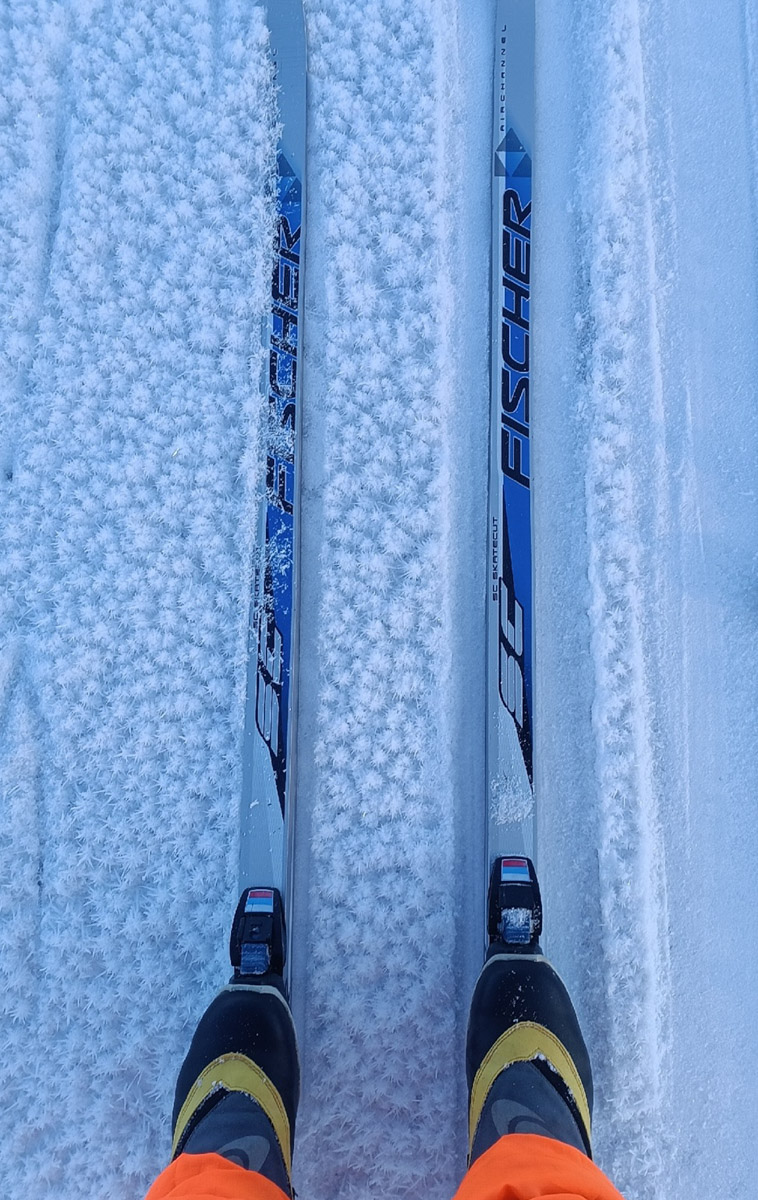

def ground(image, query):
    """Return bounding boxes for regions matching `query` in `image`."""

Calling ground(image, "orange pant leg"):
[452,1134,625,1200]
[147,1135,624,1200]
[145,1152,289,1200]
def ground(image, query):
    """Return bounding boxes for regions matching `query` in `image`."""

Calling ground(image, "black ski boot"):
[466,858,593,1165]
[171,888,299,1198]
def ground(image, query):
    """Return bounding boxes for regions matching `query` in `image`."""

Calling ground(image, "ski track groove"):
[296,0,463,1194]
[743,0,758,280]
[574,2,672,1195]
[0,3,71,496]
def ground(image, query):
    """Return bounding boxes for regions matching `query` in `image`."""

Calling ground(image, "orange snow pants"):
[145,1134,625,1200]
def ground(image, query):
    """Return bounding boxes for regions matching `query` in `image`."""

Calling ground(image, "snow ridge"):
[295,0,463,1194]
[574,2,672,1195]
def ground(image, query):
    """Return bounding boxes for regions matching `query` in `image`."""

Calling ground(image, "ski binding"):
[487,856,542,948]
[230,887,286,978]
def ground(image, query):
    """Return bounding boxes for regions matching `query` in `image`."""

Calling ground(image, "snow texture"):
[291,0,467,1195]
[2,0,758,1198]
[572,1,672,1189]
[0,2,274,1195]
[535,1,758,1198]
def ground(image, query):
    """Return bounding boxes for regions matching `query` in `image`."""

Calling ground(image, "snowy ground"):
[1,2,757,1199]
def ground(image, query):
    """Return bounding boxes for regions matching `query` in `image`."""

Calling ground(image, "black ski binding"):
[230,886,286,978]
[487,856,542,950]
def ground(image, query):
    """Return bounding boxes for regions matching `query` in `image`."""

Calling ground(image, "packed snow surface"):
[1,1,757,1199]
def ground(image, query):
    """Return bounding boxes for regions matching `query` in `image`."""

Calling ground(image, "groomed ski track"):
[0,2,757,1200]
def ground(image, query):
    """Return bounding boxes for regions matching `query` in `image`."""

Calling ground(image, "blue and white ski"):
[486,0,535,914]
[239,0,307,978]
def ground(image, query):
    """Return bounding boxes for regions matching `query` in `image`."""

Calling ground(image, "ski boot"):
[171,888,300,1198]
[466,857,593,1165]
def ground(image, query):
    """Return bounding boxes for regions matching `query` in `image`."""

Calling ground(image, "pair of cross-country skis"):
[240,0,536,989]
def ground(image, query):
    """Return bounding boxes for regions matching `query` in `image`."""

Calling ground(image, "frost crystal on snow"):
[491,775,534,828]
